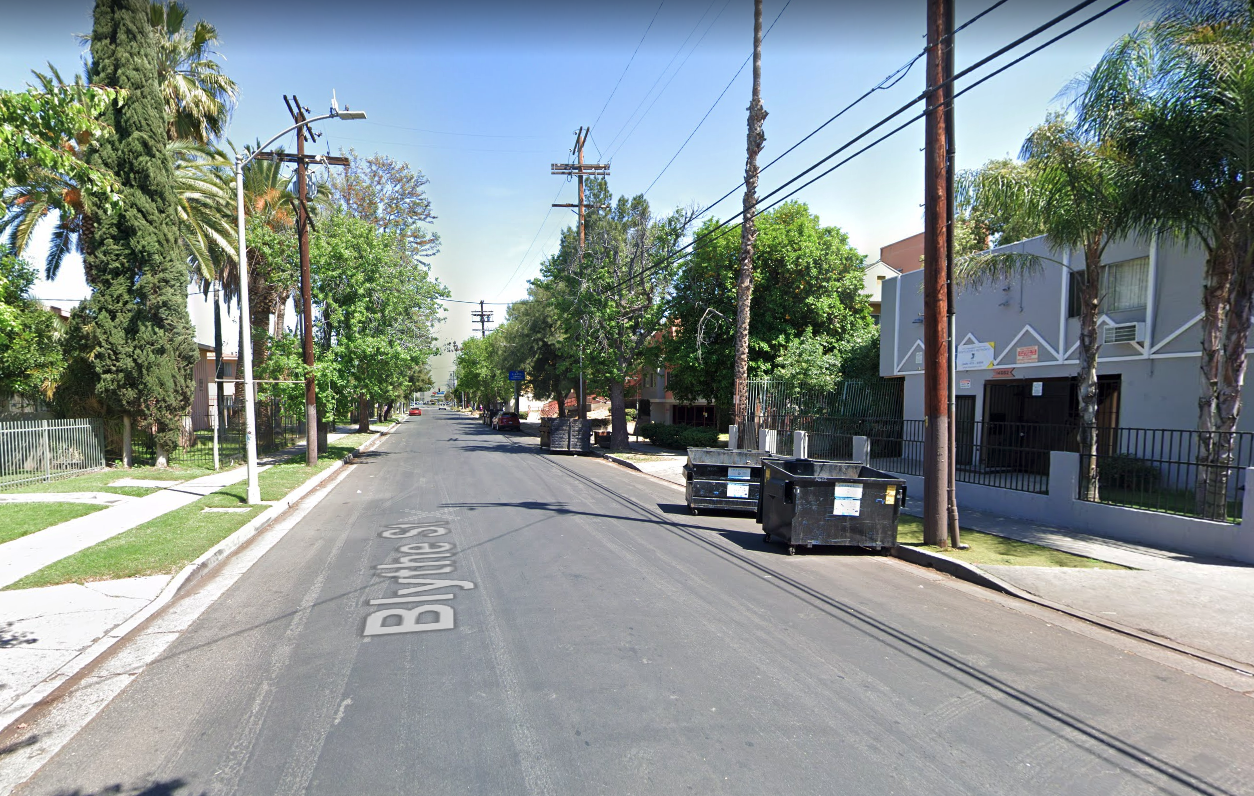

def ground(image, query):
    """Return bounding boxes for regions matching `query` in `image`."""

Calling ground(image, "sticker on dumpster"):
[727,483,750,499]
[833,484,863,516]
[884,485,897,504]
[728,467,751,481]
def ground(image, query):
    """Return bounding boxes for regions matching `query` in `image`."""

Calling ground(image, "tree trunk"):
[1206,234,1254,520]
[732,0,767,442]
[1077,243,1103,501]
[154,438,168,469]
[358,394,371,433]
[609,380,630,450]
[1196,241,1235,518]
[122,413,133,468]
[272,288,290,339]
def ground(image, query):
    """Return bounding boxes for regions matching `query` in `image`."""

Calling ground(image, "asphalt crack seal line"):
[0,424,402,795]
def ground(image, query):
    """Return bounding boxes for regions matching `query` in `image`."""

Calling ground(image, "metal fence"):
[130,400,305,470]
[0,419,106,491]
[1079,427,1254,523]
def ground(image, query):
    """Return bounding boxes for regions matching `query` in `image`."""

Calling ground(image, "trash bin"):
[548,418,592,454]
[760,459,905,554]
[684,448,769,514]
[538,416,552,449]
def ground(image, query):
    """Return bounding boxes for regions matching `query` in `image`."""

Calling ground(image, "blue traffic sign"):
[508,370,525,381]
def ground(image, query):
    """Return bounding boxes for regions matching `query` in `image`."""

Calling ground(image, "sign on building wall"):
[956,342,995,371]
[1016,345,1039,364]
[959,379,971,389]
[992,368,1016,379]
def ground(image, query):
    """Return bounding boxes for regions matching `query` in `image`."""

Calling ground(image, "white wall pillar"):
[853,435,870,465]
[728,425,739,450]
[758,429,776,453]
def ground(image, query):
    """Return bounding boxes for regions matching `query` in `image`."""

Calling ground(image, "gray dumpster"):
[760,459,905,554]
[548,418,592,454]
[683,448,768,514]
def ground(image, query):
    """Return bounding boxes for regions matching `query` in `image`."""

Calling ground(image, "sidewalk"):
[0,423,393,724]
[901,499,1254,670]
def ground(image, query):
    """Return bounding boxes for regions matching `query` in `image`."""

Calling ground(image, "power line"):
[362,121,545,139]
[600,0,730,161]
[589,0,667,158]
[610,0,1128,293]
[438,297,515,306]
[677,0,1014,219]
[641,0,791,197]
[494,180,569,299]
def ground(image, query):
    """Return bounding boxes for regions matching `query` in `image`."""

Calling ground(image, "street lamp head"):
[337,109,367,120]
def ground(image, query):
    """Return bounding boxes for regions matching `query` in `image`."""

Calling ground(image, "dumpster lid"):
[685,448,767,467]
[765,458,904,484]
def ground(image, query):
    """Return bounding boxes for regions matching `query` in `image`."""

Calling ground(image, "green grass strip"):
[4,465,212,498]
[897,516,1127,569]
[5,432,381,590]
[0,503,106,546]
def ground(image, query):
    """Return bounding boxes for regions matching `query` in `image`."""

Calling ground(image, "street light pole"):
[233,98,365,505]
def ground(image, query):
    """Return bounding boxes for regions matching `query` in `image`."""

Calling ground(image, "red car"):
[493,411,520,431]
[409,405,421,416]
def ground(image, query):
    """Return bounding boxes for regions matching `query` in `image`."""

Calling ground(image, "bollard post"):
[853,435,870,465]
[758,428,776,453]
[793,430,808,459]
[728,425,739,450]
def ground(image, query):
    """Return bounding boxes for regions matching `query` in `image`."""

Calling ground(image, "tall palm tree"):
[1078,0,1254,518]
[957,114,1131,501]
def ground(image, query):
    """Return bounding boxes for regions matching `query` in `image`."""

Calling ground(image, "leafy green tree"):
[957,114,1131,501]
[1078,0,1254,517]
[1,67,123,279]
[665,201,874,418]
[454,333,511,409]
[495,278,575,415]
[70,0,198,466]
[541,180,695,448]
[0,249,64,399]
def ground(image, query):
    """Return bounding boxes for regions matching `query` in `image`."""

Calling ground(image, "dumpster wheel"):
[690,506,699,516]
[786,545,797,556]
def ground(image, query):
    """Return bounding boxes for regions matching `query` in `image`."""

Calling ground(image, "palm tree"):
[957,114,1131,501]
[1078,0,1254,518]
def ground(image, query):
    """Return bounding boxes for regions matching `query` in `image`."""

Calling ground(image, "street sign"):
[508,370,525,381]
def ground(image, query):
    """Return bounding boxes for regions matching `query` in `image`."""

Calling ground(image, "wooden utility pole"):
[943,0,962,549]
[732,0,767,447]
[256,94,350,466]
[924,0,953,548]
[552,127,610,422]
[471,300,493,338]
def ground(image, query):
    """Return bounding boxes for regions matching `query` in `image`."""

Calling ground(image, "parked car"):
[409,405,421,416]
[493,412,521,431]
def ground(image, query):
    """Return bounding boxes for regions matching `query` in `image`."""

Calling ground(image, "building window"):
[1100,256,1149,312]
[1067,271,1086,318]
[644,372,655,389]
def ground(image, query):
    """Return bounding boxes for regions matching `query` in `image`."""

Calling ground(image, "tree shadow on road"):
[48,779,201,795]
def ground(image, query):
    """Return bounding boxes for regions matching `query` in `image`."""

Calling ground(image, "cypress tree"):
[80,0,197,465]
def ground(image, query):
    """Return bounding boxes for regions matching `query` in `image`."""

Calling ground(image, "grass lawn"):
[0,503,106,545]
[3,465,214,498]
[897,516,1127,569]
[5,432,381,590]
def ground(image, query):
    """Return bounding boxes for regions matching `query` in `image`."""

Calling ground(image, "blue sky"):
[3,0,1151,385]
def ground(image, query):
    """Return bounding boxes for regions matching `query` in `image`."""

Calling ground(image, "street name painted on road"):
[363,516,476,636]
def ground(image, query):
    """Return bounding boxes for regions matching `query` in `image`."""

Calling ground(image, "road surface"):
[11,413,1254,795]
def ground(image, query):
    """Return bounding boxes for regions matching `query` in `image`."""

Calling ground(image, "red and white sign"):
[992,368,1016,379]
[1016,345,1039,364]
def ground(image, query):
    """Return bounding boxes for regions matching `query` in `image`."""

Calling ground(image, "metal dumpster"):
[684,448,768,514]
[547,418,592,454]
[760,459,905,554]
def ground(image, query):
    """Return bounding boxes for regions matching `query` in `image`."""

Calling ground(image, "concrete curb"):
[891,543,1254,677]
[0,423,400,736]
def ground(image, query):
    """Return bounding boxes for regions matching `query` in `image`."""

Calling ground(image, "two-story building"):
[879,233,1240,434]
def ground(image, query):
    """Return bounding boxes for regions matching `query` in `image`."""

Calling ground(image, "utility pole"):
[943,0,963,550]
[732,0,768,447]
[923,0,953,548]
[471,300,493,338]
[552,127,610,422]
[256,95,350,466]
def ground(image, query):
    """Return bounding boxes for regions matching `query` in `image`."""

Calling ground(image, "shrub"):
[632,422,719,450]
[624,408,637,421]
[1098,454,1160,491]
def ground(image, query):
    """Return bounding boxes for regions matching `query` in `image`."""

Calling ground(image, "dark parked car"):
[493,412,521,431]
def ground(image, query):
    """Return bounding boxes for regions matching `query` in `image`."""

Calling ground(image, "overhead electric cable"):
[641,0,792,197]
[693,0,1016,218]
[590,0,667,157]
[600,0,729,160]
[610,0,1129,293]
[494,180,570,299]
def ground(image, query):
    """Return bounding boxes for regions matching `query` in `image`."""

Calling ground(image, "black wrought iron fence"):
[861,419,1054,493]
[131,400,305,470]
[1079,428,1254,523]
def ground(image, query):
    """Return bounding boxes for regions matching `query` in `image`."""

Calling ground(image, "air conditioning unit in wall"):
[1101,321,1145,345]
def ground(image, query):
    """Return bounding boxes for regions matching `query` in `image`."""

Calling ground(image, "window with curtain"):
[1100,256,1149,312]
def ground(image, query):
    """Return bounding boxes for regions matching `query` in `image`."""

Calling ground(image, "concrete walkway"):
[0,493,136,506]
[903,498,1254,669]
[0,465,263,589]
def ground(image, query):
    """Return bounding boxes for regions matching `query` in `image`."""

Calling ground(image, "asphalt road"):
[13,413,1254,796]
